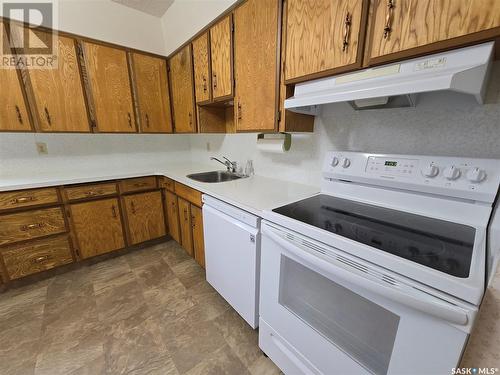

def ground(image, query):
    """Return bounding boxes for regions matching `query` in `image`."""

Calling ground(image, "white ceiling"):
[111,0,175,17]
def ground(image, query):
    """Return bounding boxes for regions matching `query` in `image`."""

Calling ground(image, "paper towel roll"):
[257,133,291,153]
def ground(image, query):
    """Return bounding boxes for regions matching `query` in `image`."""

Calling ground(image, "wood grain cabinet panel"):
[165,190,181,243]
[70,198,125,259]
[123,191,166,245]
[173,182,202,207]
[192,32,212,104]
[64,182,117,201]
[119,176,157,194]
[0,188,59,211]
[210,15,234,101]
[83,42,136,133]
[191,205,205,268]
[369,0,500,64]
[1,235,73,280]
[17,31,91,132]
[285,0,367,83]
[0,207,67,246]
[169,45,197,133]
[234,0,280,132]
[0,22,32,132]
[132,53,173,133]
[178,197,193,256]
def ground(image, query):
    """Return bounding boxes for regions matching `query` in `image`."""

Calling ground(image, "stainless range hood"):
[285,42,494,114]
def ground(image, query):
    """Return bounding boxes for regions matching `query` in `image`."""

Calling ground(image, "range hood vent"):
[285,42,494,114]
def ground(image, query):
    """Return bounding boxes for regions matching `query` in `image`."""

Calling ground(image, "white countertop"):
[0,162,319,216]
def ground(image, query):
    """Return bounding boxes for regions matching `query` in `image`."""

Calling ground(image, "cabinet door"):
[285,0,367,83]
[169,45,197,133]
[123,191,166,245]
[132,53,173,133]
[191,205,205,268]
[192,32,212,104]
[369,0,500,64]
[165,191,181,243]
[23,32,90,132]
[234,0,280,132]
[210,15,233,101]
[177,198,193,256]
[83,42,136,132]
[0,22,32,132]
[70,198,125,259]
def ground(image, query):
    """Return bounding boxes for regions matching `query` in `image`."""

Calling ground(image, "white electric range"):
[259,151,500,375]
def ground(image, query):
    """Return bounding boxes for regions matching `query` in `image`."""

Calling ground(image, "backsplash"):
[190,61,500,186]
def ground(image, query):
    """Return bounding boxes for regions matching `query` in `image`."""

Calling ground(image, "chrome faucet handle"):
[222,156,237,173]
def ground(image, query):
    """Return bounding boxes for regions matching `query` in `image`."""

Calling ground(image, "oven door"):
[259,221,475,375]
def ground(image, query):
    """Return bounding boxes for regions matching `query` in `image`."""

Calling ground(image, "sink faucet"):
[210,156,237,173]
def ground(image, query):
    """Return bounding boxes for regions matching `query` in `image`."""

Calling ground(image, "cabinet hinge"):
[277,110,281,122]
[231,18,235,33]
[91,120,97,128]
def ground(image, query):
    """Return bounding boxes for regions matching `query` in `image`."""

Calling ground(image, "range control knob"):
[341,157,351,168]
[331,156,339,167]
[422,163,439,178]
[466,167,487,183]
[443,165,461,180]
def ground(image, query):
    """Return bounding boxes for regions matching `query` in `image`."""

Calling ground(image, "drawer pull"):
[133,182,149,187]
[342,12,352,52]
[15,105,24,124]
[383,0,395,39]
[12,196,36,204]
[32,255,51,264]
[131,201,136,214]
[21,223,45,231]
[85,190,98,196]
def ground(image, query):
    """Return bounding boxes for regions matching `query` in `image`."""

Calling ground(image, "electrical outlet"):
[36,142,48,155]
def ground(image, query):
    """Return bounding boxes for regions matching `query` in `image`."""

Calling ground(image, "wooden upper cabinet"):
[368,0,500,64]
[82,42,136,133]
[234,0,280,132]
[285,0,368,83]
[70,198,125,259]
[192,32,211,104]
[123,191,166,245]
[169,45,197,133]
[0,22,32,132]
[210,15,234,101]
[21,32,90,132]
[131,53,173,133]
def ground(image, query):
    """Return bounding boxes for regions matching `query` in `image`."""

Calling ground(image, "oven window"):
[279,256,399,375]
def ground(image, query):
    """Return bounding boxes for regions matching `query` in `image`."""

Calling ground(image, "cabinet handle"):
[15,105,23,125]
[44,107,52,126]
[383,0,395,39]
[183,208,188,221]
[342,12,352,52]
[133,182,148,187]
[32,255,51,264]
[189,112,192,126]
[85,190,98,196]
[202,76,207,92]
[111,205,117,218]
[128,112,133,128]
[131,201,136,214]
[21,223,44,231]
[12,196,36,204]
[145,113,150,128]
[213,73,217,89]
[237,101,242,120]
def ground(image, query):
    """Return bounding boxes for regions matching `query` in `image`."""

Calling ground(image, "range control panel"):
[323,151,500,203]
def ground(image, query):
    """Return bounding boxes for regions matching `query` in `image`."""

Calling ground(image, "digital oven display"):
[384,161,398,167]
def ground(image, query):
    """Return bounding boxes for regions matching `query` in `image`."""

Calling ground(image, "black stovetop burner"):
[273,194,475,278]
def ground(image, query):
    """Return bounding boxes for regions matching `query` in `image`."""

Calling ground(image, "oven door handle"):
[265,227,469,326]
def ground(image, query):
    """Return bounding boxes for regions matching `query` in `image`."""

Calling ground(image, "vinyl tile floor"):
[0,240,281,375]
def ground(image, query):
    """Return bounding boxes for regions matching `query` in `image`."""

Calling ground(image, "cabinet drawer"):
[0,188,59,212]
[119,177,157,193]
[174,182,202,207]
[159,177,175,192]
[64,182,117,201]
[1,235,73,280]
[0,207,67,246]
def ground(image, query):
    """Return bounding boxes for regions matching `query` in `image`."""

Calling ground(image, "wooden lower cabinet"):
[191,205,205,268]
[178,197,194,256]
[165,191,181,243]
[70,198,125,259]
[123,191,166,245]
[1,235,73,280]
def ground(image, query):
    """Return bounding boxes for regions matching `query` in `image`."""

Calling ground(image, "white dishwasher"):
[202,195,261,328]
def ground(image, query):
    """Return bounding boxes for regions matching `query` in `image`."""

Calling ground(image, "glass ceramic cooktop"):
[273,194,475,278]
